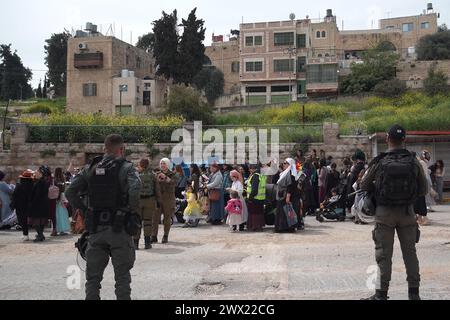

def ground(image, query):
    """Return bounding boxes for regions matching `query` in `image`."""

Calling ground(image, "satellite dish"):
[289,13,296,21]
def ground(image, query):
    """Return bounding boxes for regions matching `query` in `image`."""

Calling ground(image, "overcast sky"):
[1,0,448,88]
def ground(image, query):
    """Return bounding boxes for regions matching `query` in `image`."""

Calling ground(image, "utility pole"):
[283,46,297,104]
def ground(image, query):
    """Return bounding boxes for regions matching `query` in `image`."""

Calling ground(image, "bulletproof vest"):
[87,156,127,210]
[140,169,155,197]
[375,151,418,206]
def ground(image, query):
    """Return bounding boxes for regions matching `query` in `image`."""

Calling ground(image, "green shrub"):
[374,79,407,98]
[24,105,52,114]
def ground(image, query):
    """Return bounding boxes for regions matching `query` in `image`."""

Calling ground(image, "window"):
[274,32,294,46]
[83,83,97,97]
[231,61,240,73]
[297,34,306,48]
[271,85,290,92]
[137,86,140,93]
[316,31,321,38]
[246,86,267,93]
[298,80,306,95]
[245,35,263,46]
[297,56,306,72]
[403,23,414,32]
[421,22,430,29]
[274,59,294,72]
[126,54,130,65]
[136,57,141,68]
[322,31,326,38]
[307,64,338,83]
[385,25,395,30]
[245,61,263,72]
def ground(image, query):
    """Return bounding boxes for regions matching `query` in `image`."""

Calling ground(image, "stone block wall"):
[0,122,372,181]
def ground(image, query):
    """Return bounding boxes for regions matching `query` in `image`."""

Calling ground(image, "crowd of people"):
[0,148,445,242]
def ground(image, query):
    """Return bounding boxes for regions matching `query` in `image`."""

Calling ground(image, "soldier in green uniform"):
[361,125,428,300]
[66,134,141,300]
[134,158,160,250]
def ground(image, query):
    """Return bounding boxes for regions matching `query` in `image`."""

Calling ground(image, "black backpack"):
[374,151,418,206]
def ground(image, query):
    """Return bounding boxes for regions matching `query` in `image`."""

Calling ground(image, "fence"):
[26,123,324,144]
[26,125,181,144]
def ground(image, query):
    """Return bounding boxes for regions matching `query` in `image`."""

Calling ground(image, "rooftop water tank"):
[121,69,129,78]
[129,71,135,78]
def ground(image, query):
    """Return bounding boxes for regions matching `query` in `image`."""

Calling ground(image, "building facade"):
[205,4,440,105]
[67,32,166,114]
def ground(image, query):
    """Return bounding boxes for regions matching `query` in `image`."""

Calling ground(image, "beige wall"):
[205,40,240,94]
[379,13,438,50]
[397,60,450,88]
[67,36,155,115]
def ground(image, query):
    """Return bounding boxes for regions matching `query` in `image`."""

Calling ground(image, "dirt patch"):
[194,282,226,296]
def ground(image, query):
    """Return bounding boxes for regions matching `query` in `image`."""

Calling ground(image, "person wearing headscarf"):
[11,170,35,241]
[0,170,15,227]
[274,158,302,233]
[228,170,248,231]
[152,158,178,244]
[246,164,267,232]
[29,166,51,242]
[207,163,224,225]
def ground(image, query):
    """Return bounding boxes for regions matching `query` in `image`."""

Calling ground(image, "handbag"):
[208,189,220,201]
[71,209,86,234]
[283,203,298,228]
[48,180,60,200]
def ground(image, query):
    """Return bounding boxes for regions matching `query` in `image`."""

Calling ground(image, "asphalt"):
[0,206,449,300]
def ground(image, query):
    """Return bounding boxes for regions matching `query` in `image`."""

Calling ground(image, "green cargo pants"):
[135,196,158,240]
[85,226,136,300]
[373,206,420,291]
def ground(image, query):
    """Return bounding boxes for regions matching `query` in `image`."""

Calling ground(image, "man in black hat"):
[360,124,428,300]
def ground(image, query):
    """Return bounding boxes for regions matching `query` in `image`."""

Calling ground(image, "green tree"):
[416,31,450,61]
[423,64,449,96]
[165,85,213,123]
[178,8,206,85]
[438,24,448,32]
[193,67,224,105]
[374,79,407,98]
[0,44,33,100]
[341,46,399,94]
[136,32,155,52]
[153,10,180,82]
[36,80,43,98]
[42,75,48,98]
[44,32,70,96]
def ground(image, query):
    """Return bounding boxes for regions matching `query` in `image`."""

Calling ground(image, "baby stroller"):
[316,193,346,222]
[174,197,187,224]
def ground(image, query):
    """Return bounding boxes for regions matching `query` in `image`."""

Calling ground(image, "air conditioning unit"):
[79,43,88,50]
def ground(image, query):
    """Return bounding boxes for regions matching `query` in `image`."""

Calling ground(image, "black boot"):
[134,239,139,250]
[408,287,421,300]
[362,290,389,300]
[162,235,168,244]
[151,236,158,244]
[144,237,152,250]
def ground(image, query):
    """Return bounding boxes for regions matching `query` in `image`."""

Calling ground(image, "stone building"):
[205,3,441,105]
[66,27,166,115]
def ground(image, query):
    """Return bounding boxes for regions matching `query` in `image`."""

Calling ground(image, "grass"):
[215,92,450,135]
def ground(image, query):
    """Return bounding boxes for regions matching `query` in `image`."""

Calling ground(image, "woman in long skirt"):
[207,163,224,224]
[275,158,301,233]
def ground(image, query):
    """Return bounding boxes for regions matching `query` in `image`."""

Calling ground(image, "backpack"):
[48,180,60,200]
[374,151,418,206]
[140,170,155,197]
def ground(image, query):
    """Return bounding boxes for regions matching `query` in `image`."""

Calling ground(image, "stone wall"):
[0,122,371,181]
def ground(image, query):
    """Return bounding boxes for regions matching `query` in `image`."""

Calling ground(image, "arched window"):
[322,31,326,38]
[325,53,330,57]
[318,54,323,58]
[316,31,321,38]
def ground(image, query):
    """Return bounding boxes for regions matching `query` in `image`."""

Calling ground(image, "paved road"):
[1,206,449,300]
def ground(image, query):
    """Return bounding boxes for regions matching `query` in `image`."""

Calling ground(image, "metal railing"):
[26,123,324,144]
[27,125,182,144]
